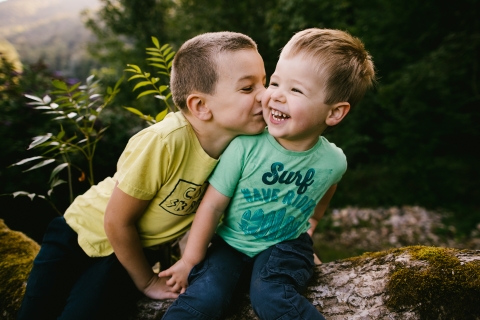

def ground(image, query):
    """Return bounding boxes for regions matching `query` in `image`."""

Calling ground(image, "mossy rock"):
[0,219,39,320]
[346,246,480,319]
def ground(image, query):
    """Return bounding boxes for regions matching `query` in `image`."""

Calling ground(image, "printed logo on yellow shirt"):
[159,179,208,216]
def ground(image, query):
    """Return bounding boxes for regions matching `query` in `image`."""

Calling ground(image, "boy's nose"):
[255,86,266,102]
[271,89,286,103]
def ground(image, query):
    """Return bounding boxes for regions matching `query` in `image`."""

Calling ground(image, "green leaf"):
[29,134,53,150]
[68,82,81,92]
[49,163,69,182]
[126,64,141,73]
[167,61,173,69]
[23,159,56,172]
[123,107,145,117]
[156,108,168,122]
[132,81,153,91]
[113,75,124,90]
[50,179,67,188]
[57,130,65,140]
[159,85,168,93]
[124,69,139,74]
[128,74,146,81]
[149,63,167,70]
[145,52,164,58]
[163,47,172,56]
[53,96,71,103]
[151,36,160,48]
[146,58,165,62]
[165,52,175,61]
[9,156,45,167]
[160,44,169,51]
[137,90,158,99]
[52,80,68,91]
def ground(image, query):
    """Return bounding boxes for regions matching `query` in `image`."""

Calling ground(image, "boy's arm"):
[307,184,337,237]
[159,184,230,293]
[104,183,179,300]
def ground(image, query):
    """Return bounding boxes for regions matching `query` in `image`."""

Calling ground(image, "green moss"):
[0,220,40,319]
[344,246,480,319]
[386,246,480,319]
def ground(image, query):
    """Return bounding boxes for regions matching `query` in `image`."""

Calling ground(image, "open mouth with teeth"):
[271,109,290,121]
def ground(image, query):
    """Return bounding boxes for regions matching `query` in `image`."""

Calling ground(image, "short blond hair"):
[281,28,375,108]
[171,32,257,110]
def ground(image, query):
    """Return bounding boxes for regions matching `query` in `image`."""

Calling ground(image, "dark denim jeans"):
[17,217,156,320]
[162,233,325,320]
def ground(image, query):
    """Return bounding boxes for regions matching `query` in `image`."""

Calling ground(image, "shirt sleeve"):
[208,137,245,198]
[115,130,170,200]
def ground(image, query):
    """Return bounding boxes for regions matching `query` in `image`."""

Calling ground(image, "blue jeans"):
[162,233,324,320]
[17,217,157,320]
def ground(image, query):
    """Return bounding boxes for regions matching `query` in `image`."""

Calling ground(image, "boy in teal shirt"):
[161,28,376,320]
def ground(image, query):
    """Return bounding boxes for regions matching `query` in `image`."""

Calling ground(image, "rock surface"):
[131,247,480,319]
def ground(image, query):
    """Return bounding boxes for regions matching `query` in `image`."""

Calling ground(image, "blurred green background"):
[1,0,479,260]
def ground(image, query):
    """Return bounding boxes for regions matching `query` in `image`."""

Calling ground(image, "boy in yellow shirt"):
[17,31,266,320]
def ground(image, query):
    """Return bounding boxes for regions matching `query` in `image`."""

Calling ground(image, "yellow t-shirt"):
[64,112,218,257]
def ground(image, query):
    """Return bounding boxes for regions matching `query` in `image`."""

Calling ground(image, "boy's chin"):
[244,124,266,135]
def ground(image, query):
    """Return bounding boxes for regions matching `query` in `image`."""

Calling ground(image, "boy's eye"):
[241,86,253,92]
[292,88,303,94]
[269,82,279,87]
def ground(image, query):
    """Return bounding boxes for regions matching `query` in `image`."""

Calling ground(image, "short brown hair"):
[171,32,257,110]
[281,28,375,108]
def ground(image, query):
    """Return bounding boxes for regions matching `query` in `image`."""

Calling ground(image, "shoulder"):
[129,111,192,144]
[227,129,269,149]
[318,136,347,172]
[319,136,345,157]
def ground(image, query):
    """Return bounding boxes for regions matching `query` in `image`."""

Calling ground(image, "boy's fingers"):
[163,291,179,299]
[158,270,170,277]
[166,277,176,287]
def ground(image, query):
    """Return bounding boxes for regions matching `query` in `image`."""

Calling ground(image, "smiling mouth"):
[271,108,290,121]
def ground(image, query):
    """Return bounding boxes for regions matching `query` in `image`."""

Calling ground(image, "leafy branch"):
[7,75,123,210]
[123,36,176,126]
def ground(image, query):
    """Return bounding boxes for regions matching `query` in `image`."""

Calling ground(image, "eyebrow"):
[237,74,266,82]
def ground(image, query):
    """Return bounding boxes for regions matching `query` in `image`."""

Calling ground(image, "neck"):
[183,113,234,159]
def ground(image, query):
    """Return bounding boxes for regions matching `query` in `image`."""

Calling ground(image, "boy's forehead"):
[216,49,265,81]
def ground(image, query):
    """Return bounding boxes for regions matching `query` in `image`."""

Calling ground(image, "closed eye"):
[241,86,253,93]
[269,82,279,87]
[292,87,303,94]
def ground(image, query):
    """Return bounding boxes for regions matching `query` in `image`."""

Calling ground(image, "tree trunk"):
[2,219,480,320]
[132,247,480,320]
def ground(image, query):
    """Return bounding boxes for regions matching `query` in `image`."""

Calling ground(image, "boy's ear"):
[325,102,350,126]
[186,93,212,121]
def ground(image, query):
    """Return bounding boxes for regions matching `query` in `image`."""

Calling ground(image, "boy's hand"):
[142,274,180,300]
[158,259,193,294]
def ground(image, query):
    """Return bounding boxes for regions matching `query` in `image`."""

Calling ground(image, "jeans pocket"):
[260,235,315,288]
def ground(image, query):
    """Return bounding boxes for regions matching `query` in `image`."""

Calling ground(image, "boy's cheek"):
[261,91,272,107]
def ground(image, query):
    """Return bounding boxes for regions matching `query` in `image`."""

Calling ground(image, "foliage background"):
[1,0,479,253]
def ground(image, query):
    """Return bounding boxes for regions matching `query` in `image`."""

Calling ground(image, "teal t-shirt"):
[209,130,347,257]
